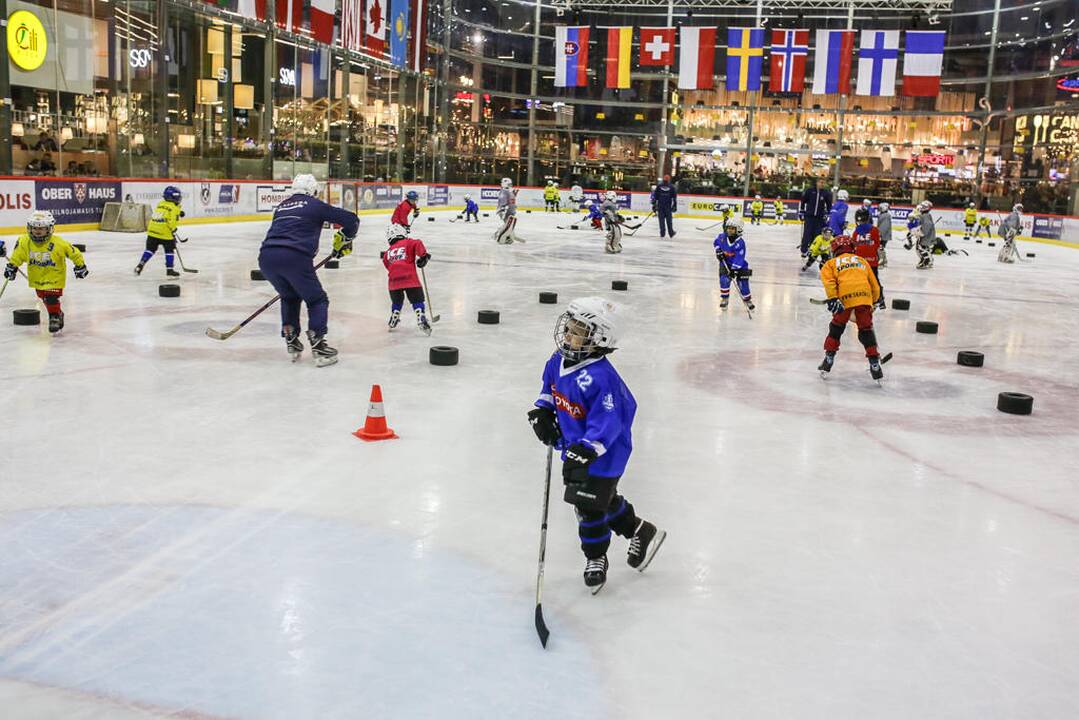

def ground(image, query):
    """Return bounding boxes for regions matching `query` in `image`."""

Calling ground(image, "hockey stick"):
[420,266,440,323]
[535,444,554,648]
[174,247,199,274]
[0,278,8,301]
[624,211,654,231]
[695,219,724,232]
[719,258,752,319]
[205,255,334,340]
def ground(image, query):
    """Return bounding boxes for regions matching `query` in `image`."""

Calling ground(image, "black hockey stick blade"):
[880,352,893,364]
[809,298,828,305]
[182,265,200,274]
[535,604,550,648]
[431,314,441,323]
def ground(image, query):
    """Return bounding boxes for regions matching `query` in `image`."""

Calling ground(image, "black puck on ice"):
[612,280,629,291]
[427,216,435,222]
[159,284,181,298]
[891,298,911,310]
[539,291,558,304]
[73,243,87,252]
[526,210,532,214]
[570,225,579,230]
[988,242,996,247]
[915,321,938,334]
[482,213,490,218]
[976,239,983,244]
[1026,252,1035,258]
[429,345,459,366]
[13,308,40,325]
[957,350,984,367]
[477,310,500,324]
[997,392,1033,415]
[250,269,265,281]
[325,259,340,269]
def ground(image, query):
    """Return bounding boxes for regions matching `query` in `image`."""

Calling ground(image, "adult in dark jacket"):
[651,174,677,238]
[799,177,832,256]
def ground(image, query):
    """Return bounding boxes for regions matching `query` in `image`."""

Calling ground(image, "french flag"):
[769,29,808,93]
[811,29,855,95]
[678,26,717,90]
[903,30,946,97]
[555,26,589,88]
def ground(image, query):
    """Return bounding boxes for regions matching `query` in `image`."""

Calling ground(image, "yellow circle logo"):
[8,10,48,71]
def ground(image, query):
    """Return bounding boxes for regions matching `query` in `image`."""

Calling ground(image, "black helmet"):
[855,207,871,224]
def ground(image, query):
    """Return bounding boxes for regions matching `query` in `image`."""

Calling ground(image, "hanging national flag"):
[769,29,808,93]
[555,26,589,87]
[604,27,632,89]
[310,0,335,44]
[389,0,409,66]
[222,0,267,20]
[639,27,675,66]
[275,0,302,32]
[341,0,363,51]
[903,30,946,97]
[409,0,427,71]
[725,27,764,91]
[811,29,855,95]
[364,0,387,56]
[678,26,717,90]
[856,30,899,96]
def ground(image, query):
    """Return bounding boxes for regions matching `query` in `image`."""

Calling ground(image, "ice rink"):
[2,209,1078,719]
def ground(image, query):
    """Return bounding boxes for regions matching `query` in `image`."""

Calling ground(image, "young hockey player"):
[462,194,480,222]
[876,202,892,267]
[391,190,421,229]
[750,195,764,225]
[714,216,754,310]
[134,185,184,277]
[818,234,884,380]
[772,197,786,225]
[569,183,585,209]
[974,213,991,240]
[801,226,833,272]
[257,174,359,367]
[827,189,850,236]
[600,191,624,253]
[585,199,604,229]
[526,296,666,590]
[963,202,977,240]
[494,177,518,244]
[861,198,875,221]
[543,181,560,212]
[382,223,432,335]
[997,203,1023,263]
[4,211,88,334]
[851,207,884,309]
[912,200,936,269]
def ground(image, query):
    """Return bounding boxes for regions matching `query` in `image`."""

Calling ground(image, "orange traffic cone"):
[353,384,399,441]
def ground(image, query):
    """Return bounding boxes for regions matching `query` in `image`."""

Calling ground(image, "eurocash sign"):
[8,9,48,71]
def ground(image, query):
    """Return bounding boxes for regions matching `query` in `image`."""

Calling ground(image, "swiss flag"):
[365,0,387,55]
[639,27,675,66]
[310,0,335,44]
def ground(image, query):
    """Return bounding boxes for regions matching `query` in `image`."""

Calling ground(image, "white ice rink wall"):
[1,177,1076,246]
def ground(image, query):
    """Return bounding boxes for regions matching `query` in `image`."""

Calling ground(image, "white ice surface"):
[1,211,1078,719]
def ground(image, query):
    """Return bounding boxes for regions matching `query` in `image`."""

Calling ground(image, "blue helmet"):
[164,186,182,202]
[405,190,419,203]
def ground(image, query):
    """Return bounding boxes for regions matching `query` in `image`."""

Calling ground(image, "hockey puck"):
[250,269,266,281]
[477,310,500,324]
[73,243,87,252]
[159,283,181,298]
[570,225,579,230]
[915,321,938,334]
[429,345,459,366]
[427,216,435,222]
[612,280,629,291]
[957,350,984,367]
[891,298,911,310]
[13,308,40,326]
[539,291,558,304]
[526,210,532,214]
[997,392,1033,415]
[988,242,996,247]
[976,239,983,244]
[325,259,340,269]
[1026,252,1035,258]
[482,213,490,218]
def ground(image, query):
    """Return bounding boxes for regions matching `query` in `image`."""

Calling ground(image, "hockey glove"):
[412,208,421,219]
[562,442,598,486]
[3,263,16,281]
[527,406,561,447]
[180,211,186,218]
[332,231,354,258]
[0,242,6,258]
[73,265,89,279]
[825,297,844,314]
[416,253,431,269]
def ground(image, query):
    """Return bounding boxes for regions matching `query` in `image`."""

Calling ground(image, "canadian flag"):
[639,27,675,66]
[365,0,387,55]
[310,0,335,44]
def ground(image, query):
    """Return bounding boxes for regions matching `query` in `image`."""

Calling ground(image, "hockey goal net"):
[100,202,152,232]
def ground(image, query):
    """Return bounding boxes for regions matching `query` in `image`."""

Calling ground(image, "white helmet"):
[918,200,933,211]
[862,198,872,206]
[386,223,409,242]
[837,189,850,201]
[554,297,623,361]
[547,180,555,186]
[291,173,319,196]
[463,193,472,201]
[878,202,890,212]
[755,194,761,200]
[1013,203,1024,213]
[500,178,512,189]
[605,191,617,202]
[724,216,745,236]
[27,210,55,241]
[968,202,976,208]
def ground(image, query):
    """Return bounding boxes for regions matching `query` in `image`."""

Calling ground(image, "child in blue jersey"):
[714,216,754,310]
[463,194,479,222]
[586,200,604,229]
[527,297,666,590]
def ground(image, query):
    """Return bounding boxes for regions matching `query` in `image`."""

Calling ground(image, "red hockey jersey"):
[852,225,881,269]
[383,237,428,290]
[391,200,416,228]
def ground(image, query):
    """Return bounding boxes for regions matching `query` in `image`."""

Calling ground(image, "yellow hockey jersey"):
[7,233,85,290]
[808,233,832,258]
[964,207,977,224]
[147,200,183,241]
[820,252,880,308]
[543,186,559,201]
[751,201,763,214]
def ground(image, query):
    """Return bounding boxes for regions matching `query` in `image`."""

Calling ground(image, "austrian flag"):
[555,26,589,87]
[678,26,717,90]
[903,30,946,97]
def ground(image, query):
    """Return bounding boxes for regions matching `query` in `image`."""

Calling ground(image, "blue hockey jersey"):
[535,353,636,478]
[587,202,603,219]
[827,200,849,236]
[713,233,749,270]
[261,193,360,257]
[465,199,479,214]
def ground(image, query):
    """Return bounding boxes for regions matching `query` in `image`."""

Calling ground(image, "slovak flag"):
[725,27,765,92]
[769,29,808,93]
[555,26,589,87]
[678,26,717,90]
[811,29,855,95]
[903,30,946,97]
[856,30,900,96]
[639,27,675,66]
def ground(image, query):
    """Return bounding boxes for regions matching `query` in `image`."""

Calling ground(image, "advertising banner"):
[1032,215,1064,240]
[0,181,36,227]
[341,183,358,213]
[427,184,449,207]
[35,180,121,224]
[256,184,293,213]
[358,184,403,210]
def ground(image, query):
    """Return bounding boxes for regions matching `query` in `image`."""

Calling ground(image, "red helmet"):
[831,234,855,255]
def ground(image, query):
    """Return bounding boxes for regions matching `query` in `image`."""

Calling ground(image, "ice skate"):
[134,261,146,276]
[166,269,180,278]
[868,355,884,383]
[720,296,730,310]
[818,351,836,377]
[283,326,303,362]
[744,298,755,311]
[306,330,338,367]
[48,311,64,334]
[627,520,666,572]
[584,555,608,594]
[415,308,432,337]
[387,309,401,331]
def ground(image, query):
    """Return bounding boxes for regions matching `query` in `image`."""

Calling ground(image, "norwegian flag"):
[769,29,808,93]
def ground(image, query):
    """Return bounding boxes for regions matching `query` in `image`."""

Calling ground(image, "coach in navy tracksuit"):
[651,174,677,238]
[258,174,359,353]
[799,178,832,256]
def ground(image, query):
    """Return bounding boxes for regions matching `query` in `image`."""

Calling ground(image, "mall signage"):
[7,9,48,71]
